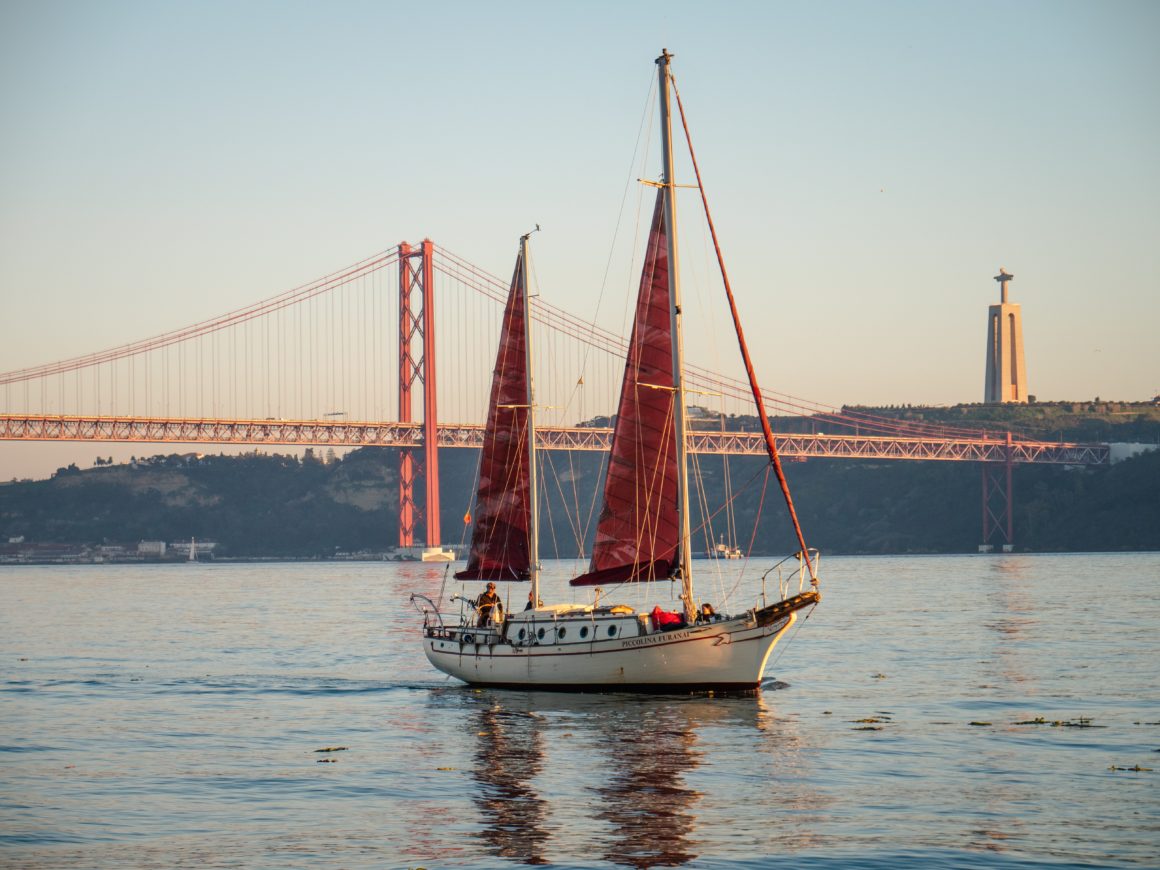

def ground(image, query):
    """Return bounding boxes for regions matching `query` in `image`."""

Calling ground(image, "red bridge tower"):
[397,240,442,552]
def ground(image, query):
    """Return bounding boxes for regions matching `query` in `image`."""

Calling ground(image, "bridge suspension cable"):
[0,249,400,386]
[0,240,1092,450]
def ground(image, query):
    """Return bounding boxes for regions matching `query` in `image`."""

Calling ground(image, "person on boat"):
[700,603,717,622]
[524,592,542,611]
[475,583,501,626]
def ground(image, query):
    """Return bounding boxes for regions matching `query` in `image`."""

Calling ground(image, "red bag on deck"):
[650,605,683,630]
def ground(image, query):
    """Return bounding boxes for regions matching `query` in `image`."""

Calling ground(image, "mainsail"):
[572,194,680,587]
[455,251,532,581]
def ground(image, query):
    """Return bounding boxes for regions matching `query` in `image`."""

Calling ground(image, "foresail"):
[455,253,531,581]
[572,194,679,587]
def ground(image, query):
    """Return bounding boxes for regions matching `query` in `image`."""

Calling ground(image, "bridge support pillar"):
[980,431,1015,553]
[397,240,441,551]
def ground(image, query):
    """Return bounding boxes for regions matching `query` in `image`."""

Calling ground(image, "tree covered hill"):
[836,399,1160,442]
[0,450,397,558]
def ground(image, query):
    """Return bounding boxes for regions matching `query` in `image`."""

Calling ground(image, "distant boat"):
[388,545,456,562]
[713,535,743,560]
[411,50,820,691]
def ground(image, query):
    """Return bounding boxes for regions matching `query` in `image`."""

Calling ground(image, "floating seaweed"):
[1108,765,1153,772]
[314,746,349,753]
[1014,717,1104,728]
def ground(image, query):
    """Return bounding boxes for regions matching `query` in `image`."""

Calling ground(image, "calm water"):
[1,554,1157,869]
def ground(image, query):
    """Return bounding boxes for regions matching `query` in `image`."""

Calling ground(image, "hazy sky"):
[1,0,1157,479]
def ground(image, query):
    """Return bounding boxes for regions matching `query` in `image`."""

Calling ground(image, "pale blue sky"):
[1,0,1158,477]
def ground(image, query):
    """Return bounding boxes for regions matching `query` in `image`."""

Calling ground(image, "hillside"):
[837,400,1160,442]
[0,451,396,559]
[1,404,1157,560]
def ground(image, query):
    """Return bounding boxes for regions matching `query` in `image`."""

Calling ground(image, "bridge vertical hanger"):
[397,240,442,551]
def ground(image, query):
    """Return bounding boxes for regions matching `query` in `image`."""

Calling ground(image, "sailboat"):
[411,50,820,691]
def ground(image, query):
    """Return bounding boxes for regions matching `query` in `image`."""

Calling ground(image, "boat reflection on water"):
[590,696,701,868]
[471,698,550,865]
[427,686,817,868]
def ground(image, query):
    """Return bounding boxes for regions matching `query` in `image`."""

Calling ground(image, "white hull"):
[419,595,815,691]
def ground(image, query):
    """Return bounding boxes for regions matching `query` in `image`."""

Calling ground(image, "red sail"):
[455,252,531,581]
[572,194,679,586]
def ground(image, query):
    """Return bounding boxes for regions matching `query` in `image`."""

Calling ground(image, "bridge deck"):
[0,415,1110,465]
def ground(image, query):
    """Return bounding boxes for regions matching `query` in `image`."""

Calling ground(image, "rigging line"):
[441,253,1012,442]
[687,446,766,558]
[565,447,586,559]
[567,69,658,423]
[578,442,609,567]
[720,416,739,547]
[671,74,816,584]
[740,467,773,598]
[688,451,715,563]
[539,452,564,564]
[433,260,836,421]
[691,453,734,608]
[432,259,633,365]
[541,450,584,560]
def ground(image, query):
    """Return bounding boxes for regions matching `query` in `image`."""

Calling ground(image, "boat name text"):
[622,630,690,648]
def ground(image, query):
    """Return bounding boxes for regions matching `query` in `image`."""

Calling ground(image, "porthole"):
[558,627,567,640]
[517,628,526,641]
[607,625,617,637]
[537,627,546,640]
[580,626,589,639]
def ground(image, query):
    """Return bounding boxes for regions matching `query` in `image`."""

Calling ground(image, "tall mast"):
[521,232,541,604]
[657,49,695,621]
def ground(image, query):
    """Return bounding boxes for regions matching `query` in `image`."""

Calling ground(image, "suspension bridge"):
[0,241,1109,551]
